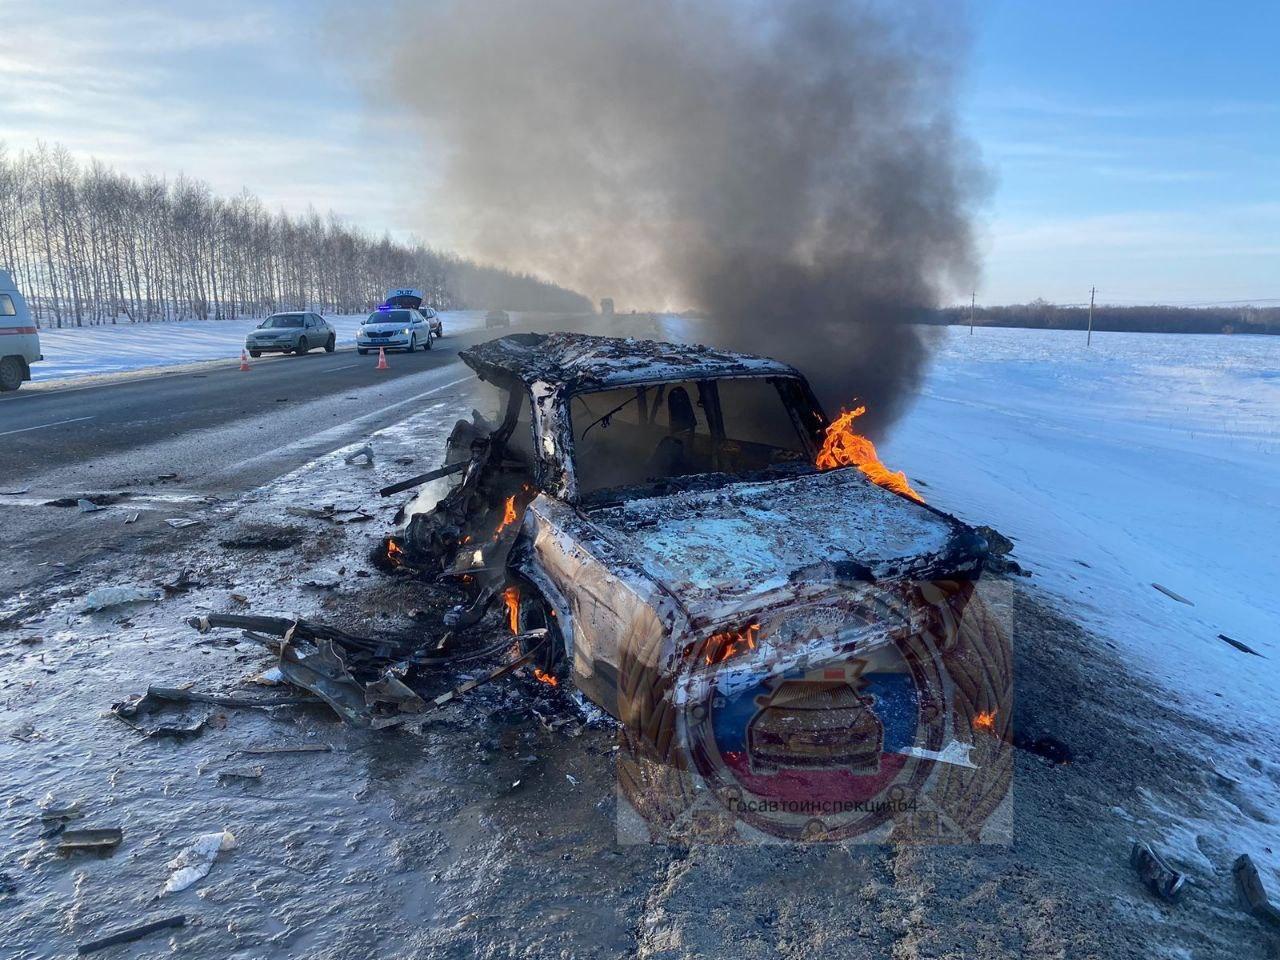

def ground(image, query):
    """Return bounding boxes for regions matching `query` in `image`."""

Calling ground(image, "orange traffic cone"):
[375,347,389,370]
[239,350,251,371]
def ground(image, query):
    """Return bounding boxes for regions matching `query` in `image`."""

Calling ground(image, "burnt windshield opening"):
[569,376,823,501]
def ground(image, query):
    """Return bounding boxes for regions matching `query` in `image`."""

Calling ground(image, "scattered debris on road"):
[237,743,331,755]
[301,569,342,590]
[111,685,316,738]
[216,765,264,784]
[217,527,305,551]
[286,504,374,523]
[344,443,374,466]
[1151,583,1195,606]
[1218,633,1263,657]
[45,493,129,508]
[1131,840,1187,902]
[76,914,186,956]
[157,569,199,596]
[160,830,236,896]
[77,498,106,513]
[1233,854,1280,926]
[80,585,163,612]
[58,828,124,856]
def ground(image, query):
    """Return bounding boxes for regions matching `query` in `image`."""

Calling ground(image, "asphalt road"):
[0,338,482,482]
[0,331,498,603]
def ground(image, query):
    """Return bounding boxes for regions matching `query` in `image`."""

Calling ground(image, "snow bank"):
[881,326,1280,726]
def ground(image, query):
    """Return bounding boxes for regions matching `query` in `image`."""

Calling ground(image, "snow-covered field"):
[882,327,1280,725]
[26,310,494,383]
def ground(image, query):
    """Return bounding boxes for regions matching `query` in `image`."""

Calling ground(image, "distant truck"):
[0,270,40,391]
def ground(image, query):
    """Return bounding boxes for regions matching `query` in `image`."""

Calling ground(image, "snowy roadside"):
[880,326,1280,725]
[24,310,498,385]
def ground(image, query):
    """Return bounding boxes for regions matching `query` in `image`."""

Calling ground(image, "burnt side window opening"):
[473,380,537,476]
[569,377,817,497]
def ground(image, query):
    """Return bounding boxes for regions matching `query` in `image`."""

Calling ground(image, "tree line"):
[0,143,591,327]
[930,298,1280,336]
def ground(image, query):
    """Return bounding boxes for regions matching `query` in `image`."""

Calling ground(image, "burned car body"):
[402,332,1013,841]
[404,333,990,721]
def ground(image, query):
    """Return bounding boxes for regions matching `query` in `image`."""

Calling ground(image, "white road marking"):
[0,415,95,437]
[321,363,359,373]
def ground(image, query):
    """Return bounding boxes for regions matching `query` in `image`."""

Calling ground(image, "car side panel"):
[520,495,685,723]
[0,285,40,370]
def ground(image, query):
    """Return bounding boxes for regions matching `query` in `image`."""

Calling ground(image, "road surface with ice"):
[1,320,1277,959]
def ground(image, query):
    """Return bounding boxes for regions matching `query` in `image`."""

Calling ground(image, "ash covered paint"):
[582,468,983,617]
[460,331,796,390]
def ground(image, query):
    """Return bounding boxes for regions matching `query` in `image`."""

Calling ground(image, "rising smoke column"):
[372,0,984,431]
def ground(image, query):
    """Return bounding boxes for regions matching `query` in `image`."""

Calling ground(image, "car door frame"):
[309,313,329,348]
[299,313,318,351]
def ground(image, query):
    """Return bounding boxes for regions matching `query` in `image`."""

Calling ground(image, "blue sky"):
[965,1,1279,304]
[2,0,1277,305]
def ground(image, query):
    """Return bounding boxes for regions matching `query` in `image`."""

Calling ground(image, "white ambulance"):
[0,270,40,391]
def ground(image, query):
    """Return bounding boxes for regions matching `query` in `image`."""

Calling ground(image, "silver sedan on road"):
[357,308,435,353]
[246,312,336,357]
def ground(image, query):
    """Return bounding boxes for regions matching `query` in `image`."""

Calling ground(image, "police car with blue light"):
[357,288,441,354]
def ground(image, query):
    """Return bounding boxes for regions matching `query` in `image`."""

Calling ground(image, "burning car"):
[406,332,985,684]
[399,333,1008,840]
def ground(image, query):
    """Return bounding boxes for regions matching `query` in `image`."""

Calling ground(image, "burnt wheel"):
[513,582,562,673]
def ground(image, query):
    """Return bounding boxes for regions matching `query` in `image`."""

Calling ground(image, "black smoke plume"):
[372,0,984,432]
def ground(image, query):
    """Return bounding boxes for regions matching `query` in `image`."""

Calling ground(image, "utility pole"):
[1087,286,1095,346]
[969,290,975,334]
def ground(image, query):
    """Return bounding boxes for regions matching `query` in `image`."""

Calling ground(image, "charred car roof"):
[459,332,800,391]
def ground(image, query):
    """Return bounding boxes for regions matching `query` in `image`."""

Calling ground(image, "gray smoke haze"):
[373,0,984,432]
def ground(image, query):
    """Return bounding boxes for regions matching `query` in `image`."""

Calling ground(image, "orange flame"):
[502,586,520,634]
[704,622,760,665]
[816,405,924,503]
[386,538,406,565]
[495,495,518,536]
[974,710,997,732]
[533,668,559,687]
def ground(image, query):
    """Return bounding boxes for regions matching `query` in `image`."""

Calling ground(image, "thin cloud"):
[983,90,1280,120]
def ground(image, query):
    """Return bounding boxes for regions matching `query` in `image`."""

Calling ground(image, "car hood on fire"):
[581,468,984,619]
